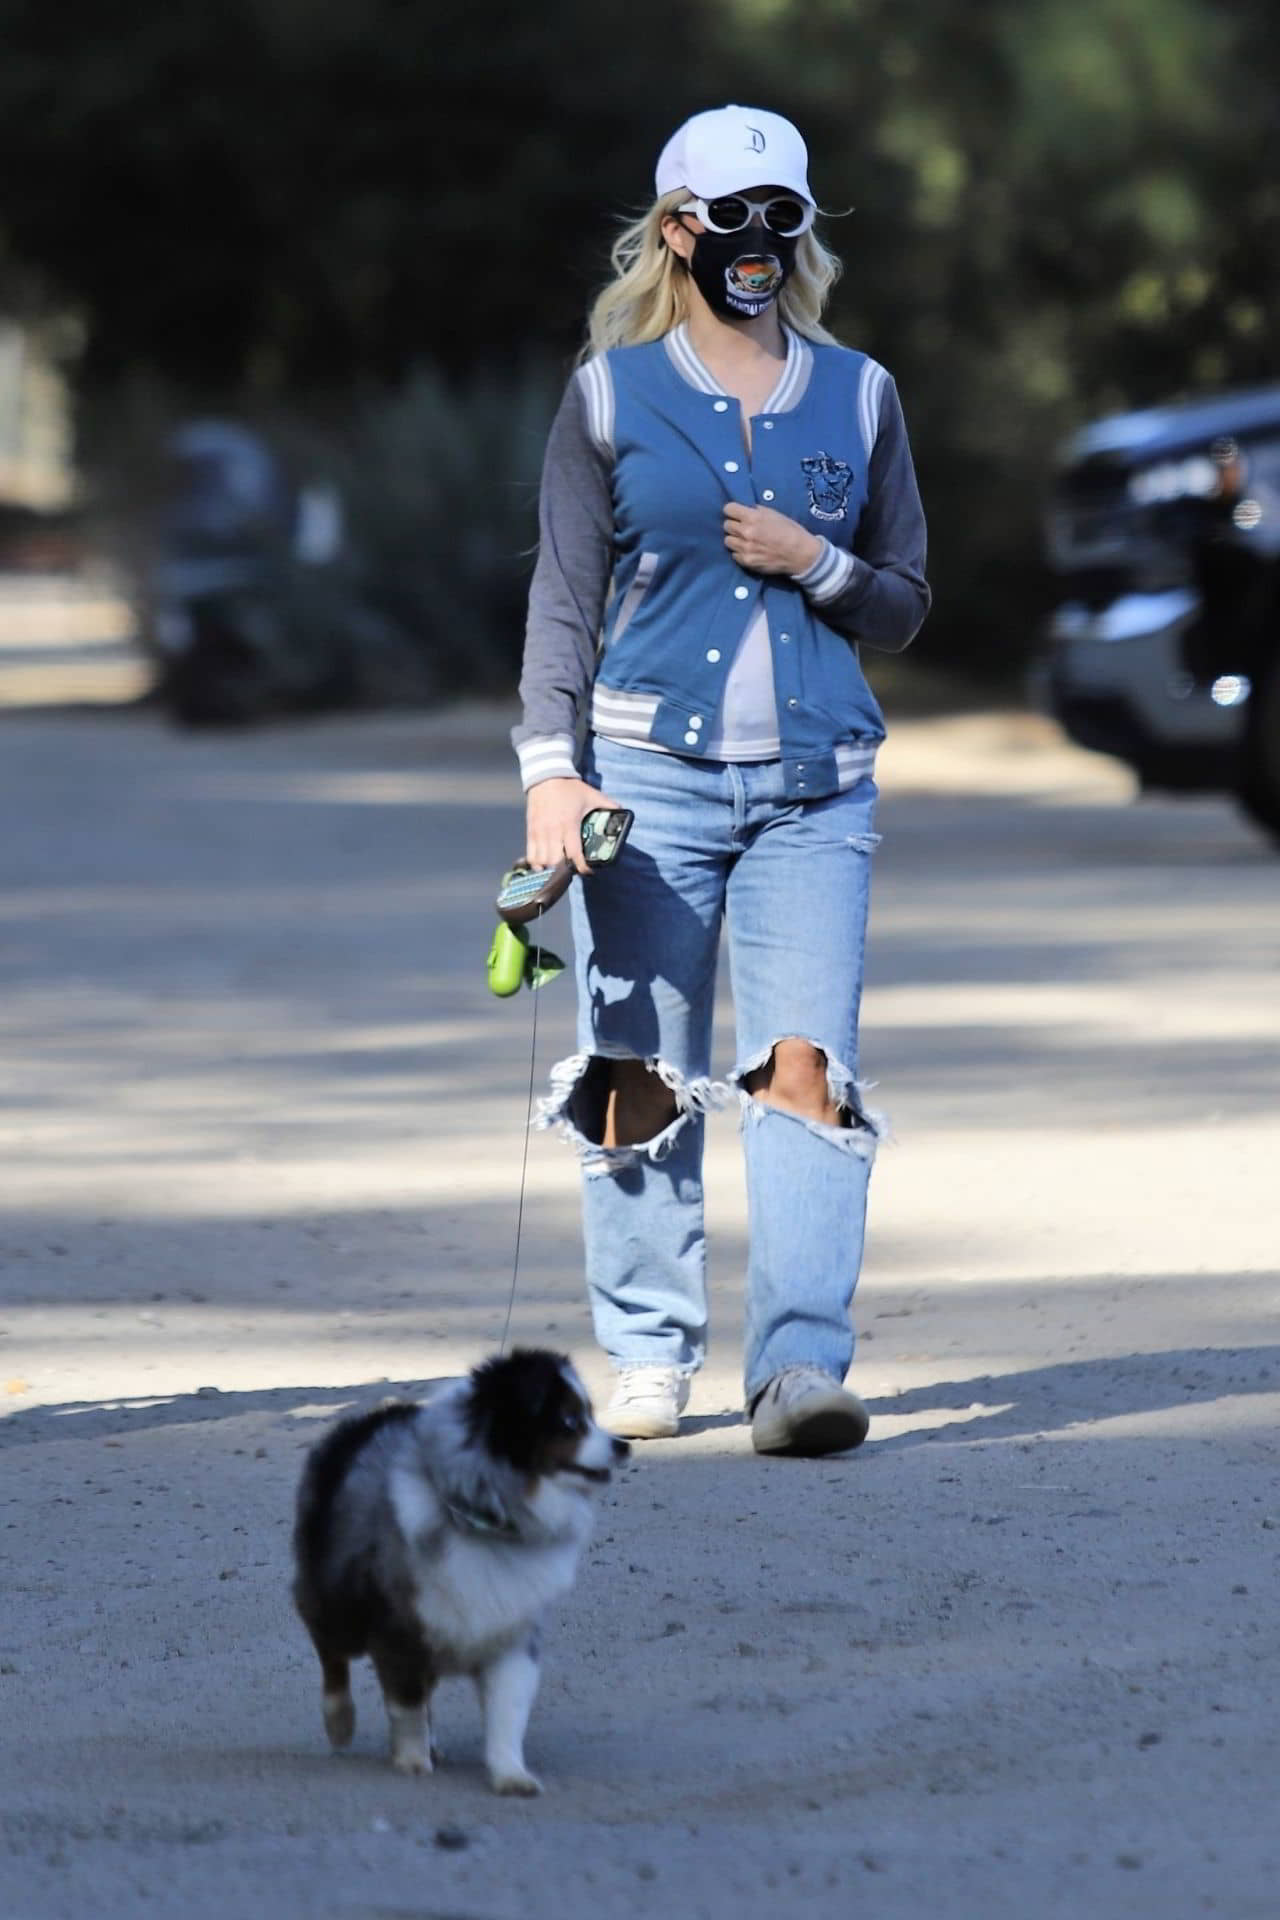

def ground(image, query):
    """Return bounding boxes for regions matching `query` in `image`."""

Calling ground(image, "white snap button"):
[797,764,805,773]
[706,649,721,663]
[713,400,729,412]
[762,489,775,501]
[684,731,698,746]
[734,585,749,600]
[689,715,703,730]
[787,697,798,709]
[724,460,739,473]
[779,632,790,643]
[762,421,775,430]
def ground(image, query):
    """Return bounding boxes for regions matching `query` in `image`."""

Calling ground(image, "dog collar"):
[443,1496,523,1540]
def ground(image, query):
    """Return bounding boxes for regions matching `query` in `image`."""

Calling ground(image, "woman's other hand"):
[723,502,823,576]
[526,778,624,876]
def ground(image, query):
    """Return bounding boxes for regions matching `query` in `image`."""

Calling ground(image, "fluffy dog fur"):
[292,1348,627,1795]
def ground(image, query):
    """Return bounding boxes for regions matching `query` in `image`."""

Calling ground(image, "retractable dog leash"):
[496,960,541,1356]
[487,808,634,1353]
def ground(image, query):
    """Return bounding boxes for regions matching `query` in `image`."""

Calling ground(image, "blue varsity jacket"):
[515,324,930,802]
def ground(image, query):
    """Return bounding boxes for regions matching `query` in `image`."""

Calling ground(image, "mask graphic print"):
[684,224,799,319]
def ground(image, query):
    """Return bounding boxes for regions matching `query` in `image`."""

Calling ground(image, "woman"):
[514,105,929,1453]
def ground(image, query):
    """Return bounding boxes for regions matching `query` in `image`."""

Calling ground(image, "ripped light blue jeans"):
[537,735,884,1406]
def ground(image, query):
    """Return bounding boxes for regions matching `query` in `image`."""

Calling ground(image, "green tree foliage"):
[726,0,1272,666]
[0,0,747,388]
[0,0,1275,676]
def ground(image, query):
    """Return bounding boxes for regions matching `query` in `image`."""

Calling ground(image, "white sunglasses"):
[677,192,815,238]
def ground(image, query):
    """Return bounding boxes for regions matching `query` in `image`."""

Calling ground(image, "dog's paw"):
[391,1744,434,1777]
[323,1694,356,1749]
[489,1767,543,1797]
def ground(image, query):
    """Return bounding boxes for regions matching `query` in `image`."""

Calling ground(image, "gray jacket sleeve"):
[512,375,614,790]
[791,374,930,652]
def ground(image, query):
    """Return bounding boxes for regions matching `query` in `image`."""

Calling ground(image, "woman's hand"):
[526,777,625,876]
[723,502,823,577]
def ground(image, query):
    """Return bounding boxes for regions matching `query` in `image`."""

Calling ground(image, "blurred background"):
[0,0,1277,810]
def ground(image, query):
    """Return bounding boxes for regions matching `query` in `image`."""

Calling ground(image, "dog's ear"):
[467,1349,572,1470]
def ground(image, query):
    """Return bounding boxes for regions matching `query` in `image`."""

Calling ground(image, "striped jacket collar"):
[664,322,811,414]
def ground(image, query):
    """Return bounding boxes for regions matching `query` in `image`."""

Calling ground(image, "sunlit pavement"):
[0,668,1276,1919]
[0,571,149,706]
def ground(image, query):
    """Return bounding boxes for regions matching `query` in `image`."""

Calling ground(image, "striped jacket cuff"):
[792,537,859,605]
[516,733,580,790]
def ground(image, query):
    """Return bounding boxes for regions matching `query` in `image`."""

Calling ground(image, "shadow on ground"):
[6,1335,1278,1455]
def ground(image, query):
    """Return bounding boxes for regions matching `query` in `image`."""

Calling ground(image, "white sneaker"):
[604,1366,690,1440]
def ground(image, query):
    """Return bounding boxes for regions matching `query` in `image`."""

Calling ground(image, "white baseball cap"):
[654,105,813,205]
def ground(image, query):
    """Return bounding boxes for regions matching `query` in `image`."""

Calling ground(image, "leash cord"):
[499,921,542,1355]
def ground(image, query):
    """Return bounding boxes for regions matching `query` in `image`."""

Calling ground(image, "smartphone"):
[580,807,634,866]
[495,809,634,927]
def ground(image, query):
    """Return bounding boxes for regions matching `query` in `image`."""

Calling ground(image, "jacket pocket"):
[605,551,658,650]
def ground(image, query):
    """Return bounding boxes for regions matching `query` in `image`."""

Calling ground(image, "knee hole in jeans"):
[561,1056,681,1149]
[602,1058,680,1149]
[741,1038,841,1124]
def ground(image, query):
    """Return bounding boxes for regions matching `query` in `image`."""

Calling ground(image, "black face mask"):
[679,218,798,320]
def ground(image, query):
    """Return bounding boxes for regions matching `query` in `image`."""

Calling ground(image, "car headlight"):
[1126,437,1247,508]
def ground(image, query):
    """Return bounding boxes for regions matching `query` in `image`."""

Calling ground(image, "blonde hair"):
[583,190,843,360]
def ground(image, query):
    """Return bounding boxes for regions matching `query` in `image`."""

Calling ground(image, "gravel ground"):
[0,685,1276,1920]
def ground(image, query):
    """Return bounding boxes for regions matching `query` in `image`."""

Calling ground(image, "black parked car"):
[1043,382,1280,841]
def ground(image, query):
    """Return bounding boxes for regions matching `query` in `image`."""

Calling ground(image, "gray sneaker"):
[749,1366,870,1456]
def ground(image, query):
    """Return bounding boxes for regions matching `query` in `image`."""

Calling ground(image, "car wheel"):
[1235,647,1280,846]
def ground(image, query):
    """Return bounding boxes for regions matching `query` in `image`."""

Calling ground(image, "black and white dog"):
[293,1349,628,1795]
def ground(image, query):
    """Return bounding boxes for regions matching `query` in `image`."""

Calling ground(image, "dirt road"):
[1,689,1276,1919]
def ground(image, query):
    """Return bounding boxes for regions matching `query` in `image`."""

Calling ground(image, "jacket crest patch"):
[801,450,854,522]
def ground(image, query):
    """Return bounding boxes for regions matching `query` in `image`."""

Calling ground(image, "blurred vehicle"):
[1043,383,1280,842]
[137,419,350,725]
